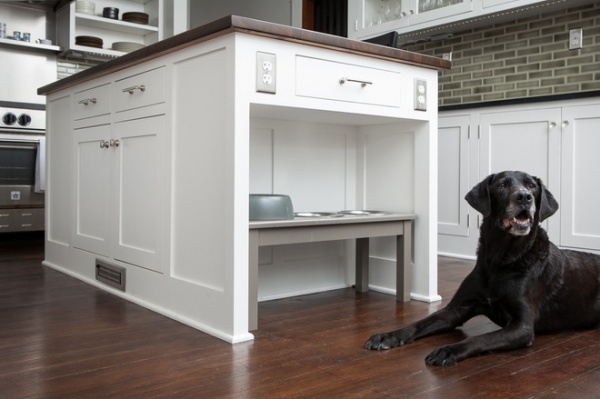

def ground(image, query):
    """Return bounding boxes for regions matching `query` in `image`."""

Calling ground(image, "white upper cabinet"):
[348,0,564,41]
[56,0,176,57]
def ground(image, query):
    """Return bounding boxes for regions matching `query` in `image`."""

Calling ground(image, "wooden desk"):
[248,213,415,330]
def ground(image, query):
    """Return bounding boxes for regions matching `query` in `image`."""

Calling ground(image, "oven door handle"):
[0,138,41,144]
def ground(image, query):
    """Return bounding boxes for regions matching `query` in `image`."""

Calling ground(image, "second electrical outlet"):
[256,52,276,94]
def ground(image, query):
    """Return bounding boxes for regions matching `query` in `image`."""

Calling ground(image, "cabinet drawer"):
[114,67,166,112]
[74,83,111,120]
[15,208,45,230]
[295,56,403,107]
[0,210,13,231]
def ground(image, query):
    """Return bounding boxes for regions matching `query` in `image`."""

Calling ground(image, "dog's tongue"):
[503,214,531,231]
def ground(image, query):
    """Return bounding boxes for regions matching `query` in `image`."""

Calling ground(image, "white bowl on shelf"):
[75,1,96,15]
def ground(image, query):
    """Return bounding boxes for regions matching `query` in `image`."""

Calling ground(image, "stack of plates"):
[75,0,96,15]
[122,12,149,25]
[76,35,103,49]
[112,41,145,53]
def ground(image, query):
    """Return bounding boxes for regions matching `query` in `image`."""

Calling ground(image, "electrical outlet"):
[256,52,276,94]
[414,79,427,111]
[569,28,583,50]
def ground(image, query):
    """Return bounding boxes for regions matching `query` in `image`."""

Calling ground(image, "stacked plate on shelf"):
[122,12,149,25]
[112,41,145,53]
[75,35,103,49]
[75,0,95,15]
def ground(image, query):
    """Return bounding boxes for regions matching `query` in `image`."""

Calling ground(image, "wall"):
[401,1,600,107]
[189,0,302,28]
[0,4,57,104]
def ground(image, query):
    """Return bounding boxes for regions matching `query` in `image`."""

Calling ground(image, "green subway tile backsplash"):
[401,1,600,106]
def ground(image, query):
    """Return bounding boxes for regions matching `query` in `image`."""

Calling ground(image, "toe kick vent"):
[96,259,126,291]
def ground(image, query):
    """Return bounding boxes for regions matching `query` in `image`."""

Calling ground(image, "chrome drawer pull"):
[78,98,97,105]
[339,77,373,87]
[122,85,146,94]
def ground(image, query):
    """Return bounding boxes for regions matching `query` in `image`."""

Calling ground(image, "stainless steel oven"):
[0,102,46,232]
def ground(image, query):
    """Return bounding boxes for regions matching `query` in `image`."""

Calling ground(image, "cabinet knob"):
[99,140,110,149]
[110,139,120,148]
[549,122,556,128]
[562,120,569,128]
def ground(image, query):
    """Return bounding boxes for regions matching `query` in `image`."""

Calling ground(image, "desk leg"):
[355,237,369,292]
[396,220,412,302]
[249,230,259,331]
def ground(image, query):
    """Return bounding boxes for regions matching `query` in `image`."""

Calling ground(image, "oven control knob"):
[17,113,32,126]
[2,112,17,125]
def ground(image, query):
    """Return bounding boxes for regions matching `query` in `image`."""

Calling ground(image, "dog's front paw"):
[425,346,459,366]
[364,331,409,350]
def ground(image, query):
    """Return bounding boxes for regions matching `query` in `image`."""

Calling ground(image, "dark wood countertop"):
[38,15,451,96]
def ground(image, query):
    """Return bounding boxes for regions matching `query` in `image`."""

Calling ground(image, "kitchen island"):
[39,15,450,343]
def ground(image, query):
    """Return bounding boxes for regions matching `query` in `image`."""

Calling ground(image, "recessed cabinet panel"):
[73,83,111,120]
[560,105,600,250]
[72,124,112,256]
[114,67,166,112]
[112,115,164,272]
[296,56,403,108]
[438,115,470,237]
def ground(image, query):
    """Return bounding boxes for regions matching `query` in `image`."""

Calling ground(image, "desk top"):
[39,15,450,96]
[249,213,416,229]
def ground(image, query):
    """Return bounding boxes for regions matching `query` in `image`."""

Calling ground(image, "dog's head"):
[465,171,559,236]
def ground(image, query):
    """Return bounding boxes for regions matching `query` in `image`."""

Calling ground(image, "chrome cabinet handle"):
[122,85,146,94]
[78,98,97,105]
[549,121,557,128]
[110,139,119,148]
[99,140,110,149]
[562,120,569,128]
[339,77,373,87]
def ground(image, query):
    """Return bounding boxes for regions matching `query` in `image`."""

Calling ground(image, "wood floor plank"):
[1,233,599,398]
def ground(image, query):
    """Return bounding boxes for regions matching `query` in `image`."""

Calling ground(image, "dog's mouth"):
[501,209,533,236]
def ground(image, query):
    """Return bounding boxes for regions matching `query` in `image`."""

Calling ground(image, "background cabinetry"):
[438,98,600,258]
[57,0,174,57]
[348,0,569,41]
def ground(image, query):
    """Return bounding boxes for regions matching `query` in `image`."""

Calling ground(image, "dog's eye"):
[526,181,536,189]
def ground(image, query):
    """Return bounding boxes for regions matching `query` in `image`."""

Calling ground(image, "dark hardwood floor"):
[2,232,600,398]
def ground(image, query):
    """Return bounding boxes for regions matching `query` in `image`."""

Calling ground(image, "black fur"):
[364,171,600,365]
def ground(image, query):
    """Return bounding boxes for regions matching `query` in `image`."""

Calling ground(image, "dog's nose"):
[515,189,533,203]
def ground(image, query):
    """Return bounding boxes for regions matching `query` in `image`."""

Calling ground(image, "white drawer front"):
[296,56,402,107]
[114,67,166,112]
[74,83,111,120]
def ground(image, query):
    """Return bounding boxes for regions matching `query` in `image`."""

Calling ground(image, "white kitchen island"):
[39,16,450,343]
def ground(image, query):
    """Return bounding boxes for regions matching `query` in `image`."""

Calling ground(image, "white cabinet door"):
[72,124,112,256]
[560,105,600,251]
[479,108,561,238]
[112,115,165,272]
[438,114,470,237]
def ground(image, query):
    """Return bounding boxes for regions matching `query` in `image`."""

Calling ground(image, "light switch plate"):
[256,52,276,94]
[414,79,427,111]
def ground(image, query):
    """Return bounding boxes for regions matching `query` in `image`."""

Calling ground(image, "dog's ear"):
[465,174,495,217]
[534,177,559,222]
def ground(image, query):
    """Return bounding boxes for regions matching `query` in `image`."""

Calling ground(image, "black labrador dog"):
[365,171,600,365]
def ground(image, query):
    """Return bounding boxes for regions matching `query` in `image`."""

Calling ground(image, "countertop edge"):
[249,213,417,229]
[38,15,450,96]
[439,90,600,112]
